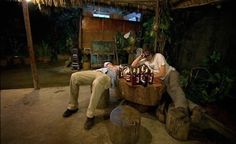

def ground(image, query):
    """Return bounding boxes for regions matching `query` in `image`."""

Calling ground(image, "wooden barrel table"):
[118,78,165,106]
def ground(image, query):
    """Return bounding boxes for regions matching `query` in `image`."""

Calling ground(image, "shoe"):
[84,117,95,130]
[63,108,78,117]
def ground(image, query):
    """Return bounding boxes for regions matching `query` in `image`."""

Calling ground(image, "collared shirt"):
[96,67,118,88]
[96,68,108,74]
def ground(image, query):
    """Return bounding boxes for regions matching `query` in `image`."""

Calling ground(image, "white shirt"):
[141,53,175,80]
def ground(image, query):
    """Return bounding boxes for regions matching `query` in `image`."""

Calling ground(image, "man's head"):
[142,50,154,61]
[104,62,112,68]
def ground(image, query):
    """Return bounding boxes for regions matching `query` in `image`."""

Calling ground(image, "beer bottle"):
[118,65,123,78]
[140,65,148,87]
[143,67,149,87]
[131,67,137,85]
[149,69,154,84]
[125,67,131,82]
[136,67,140,84]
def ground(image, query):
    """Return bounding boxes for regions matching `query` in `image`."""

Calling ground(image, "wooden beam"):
[154,0,160,53]
[22,0,40,89]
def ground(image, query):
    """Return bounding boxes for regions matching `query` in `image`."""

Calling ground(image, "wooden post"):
[78,2,82,49]
[22,0,40,89]
[154,0,160,53]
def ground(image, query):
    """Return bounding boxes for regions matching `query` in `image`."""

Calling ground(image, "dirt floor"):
[0,61,72,89]
[1,61,236,144]
[1,86,235,144]
[1,61,236,132]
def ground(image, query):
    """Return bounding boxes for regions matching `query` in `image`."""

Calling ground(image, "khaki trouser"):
[67,71,111,118]
[164,70,197,110]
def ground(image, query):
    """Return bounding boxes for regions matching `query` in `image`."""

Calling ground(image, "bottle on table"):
[140,65,148,87]
[118,65,124,78]
[131,67,137,85]
[125,67,131,82]
[149,69,154,84]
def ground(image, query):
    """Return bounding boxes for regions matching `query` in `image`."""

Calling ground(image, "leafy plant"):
[142,7,173,53]
[115,32,129,64]
[37,40,50,57]
[181,50,235,105]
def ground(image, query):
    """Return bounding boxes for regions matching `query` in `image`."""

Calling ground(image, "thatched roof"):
[15,0,225,10]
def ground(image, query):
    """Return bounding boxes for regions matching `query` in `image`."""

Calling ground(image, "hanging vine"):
[155,0,173,54]
[142,0,173,54]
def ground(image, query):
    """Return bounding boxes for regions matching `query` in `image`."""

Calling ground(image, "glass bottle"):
[118,65,123,78]
[136,67,140,84]
[140,65,148,87]
[125,67,131,82]
[131,67,137,85]
[149,69,154,84]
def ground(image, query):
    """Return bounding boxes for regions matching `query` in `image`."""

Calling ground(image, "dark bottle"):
[125,67,131,82]
[149,69,154,84]
[131,67,137,85]
[136,67,140,84]
[118,65,124,78]
[144,67,149,87]
[140,65,148,87]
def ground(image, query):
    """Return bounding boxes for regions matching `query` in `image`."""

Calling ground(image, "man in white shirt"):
[63,62,119,130]
[131,50,195,114]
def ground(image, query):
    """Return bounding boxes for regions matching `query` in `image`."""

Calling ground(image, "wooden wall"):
[81,16,141,49]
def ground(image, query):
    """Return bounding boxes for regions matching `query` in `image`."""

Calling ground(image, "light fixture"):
[93,13,110,18]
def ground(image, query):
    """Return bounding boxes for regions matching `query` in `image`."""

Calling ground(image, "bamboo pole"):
[154,0,160,53]
[22,0,40,89]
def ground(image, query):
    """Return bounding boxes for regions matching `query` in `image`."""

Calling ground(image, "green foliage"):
[115,32,129,63]
[159,10,173,43]
[115,32,129,50]
[142,17,156,47]
[37,40,50,57]
[142,9,173,50]
[180,50,235,105]
[51,8,81,54]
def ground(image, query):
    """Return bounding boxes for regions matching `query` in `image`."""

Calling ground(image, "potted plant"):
[37,40,50,63]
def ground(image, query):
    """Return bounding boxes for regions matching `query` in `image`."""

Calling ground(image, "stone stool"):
[108,105,141,144]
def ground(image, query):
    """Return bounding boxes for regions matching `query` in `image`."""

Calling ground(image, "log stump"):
[118,78,165,106]
[156,102,167,123]
[108,105,141,144]
[166,105,190,141]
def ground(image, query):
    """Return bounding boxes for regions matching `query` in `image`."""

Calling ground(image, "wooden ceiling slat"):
[12,0,225,9]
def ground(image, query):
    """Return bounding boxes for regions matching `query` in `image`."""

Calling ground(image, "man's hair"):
[143,43,154,54]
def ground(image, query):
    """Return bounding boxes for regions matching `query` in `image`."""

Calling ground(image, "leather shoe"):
[63,108,78,117]
[84,117,95,130]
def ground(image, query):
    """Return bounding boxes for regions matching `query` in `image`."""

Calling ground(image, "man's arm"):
[131,55,144,67]
[154,65,166,79]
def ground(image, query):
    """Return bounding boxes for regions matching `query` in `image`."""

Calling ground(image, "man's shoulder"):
[154,53,163,56]
[154,53,165,59]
